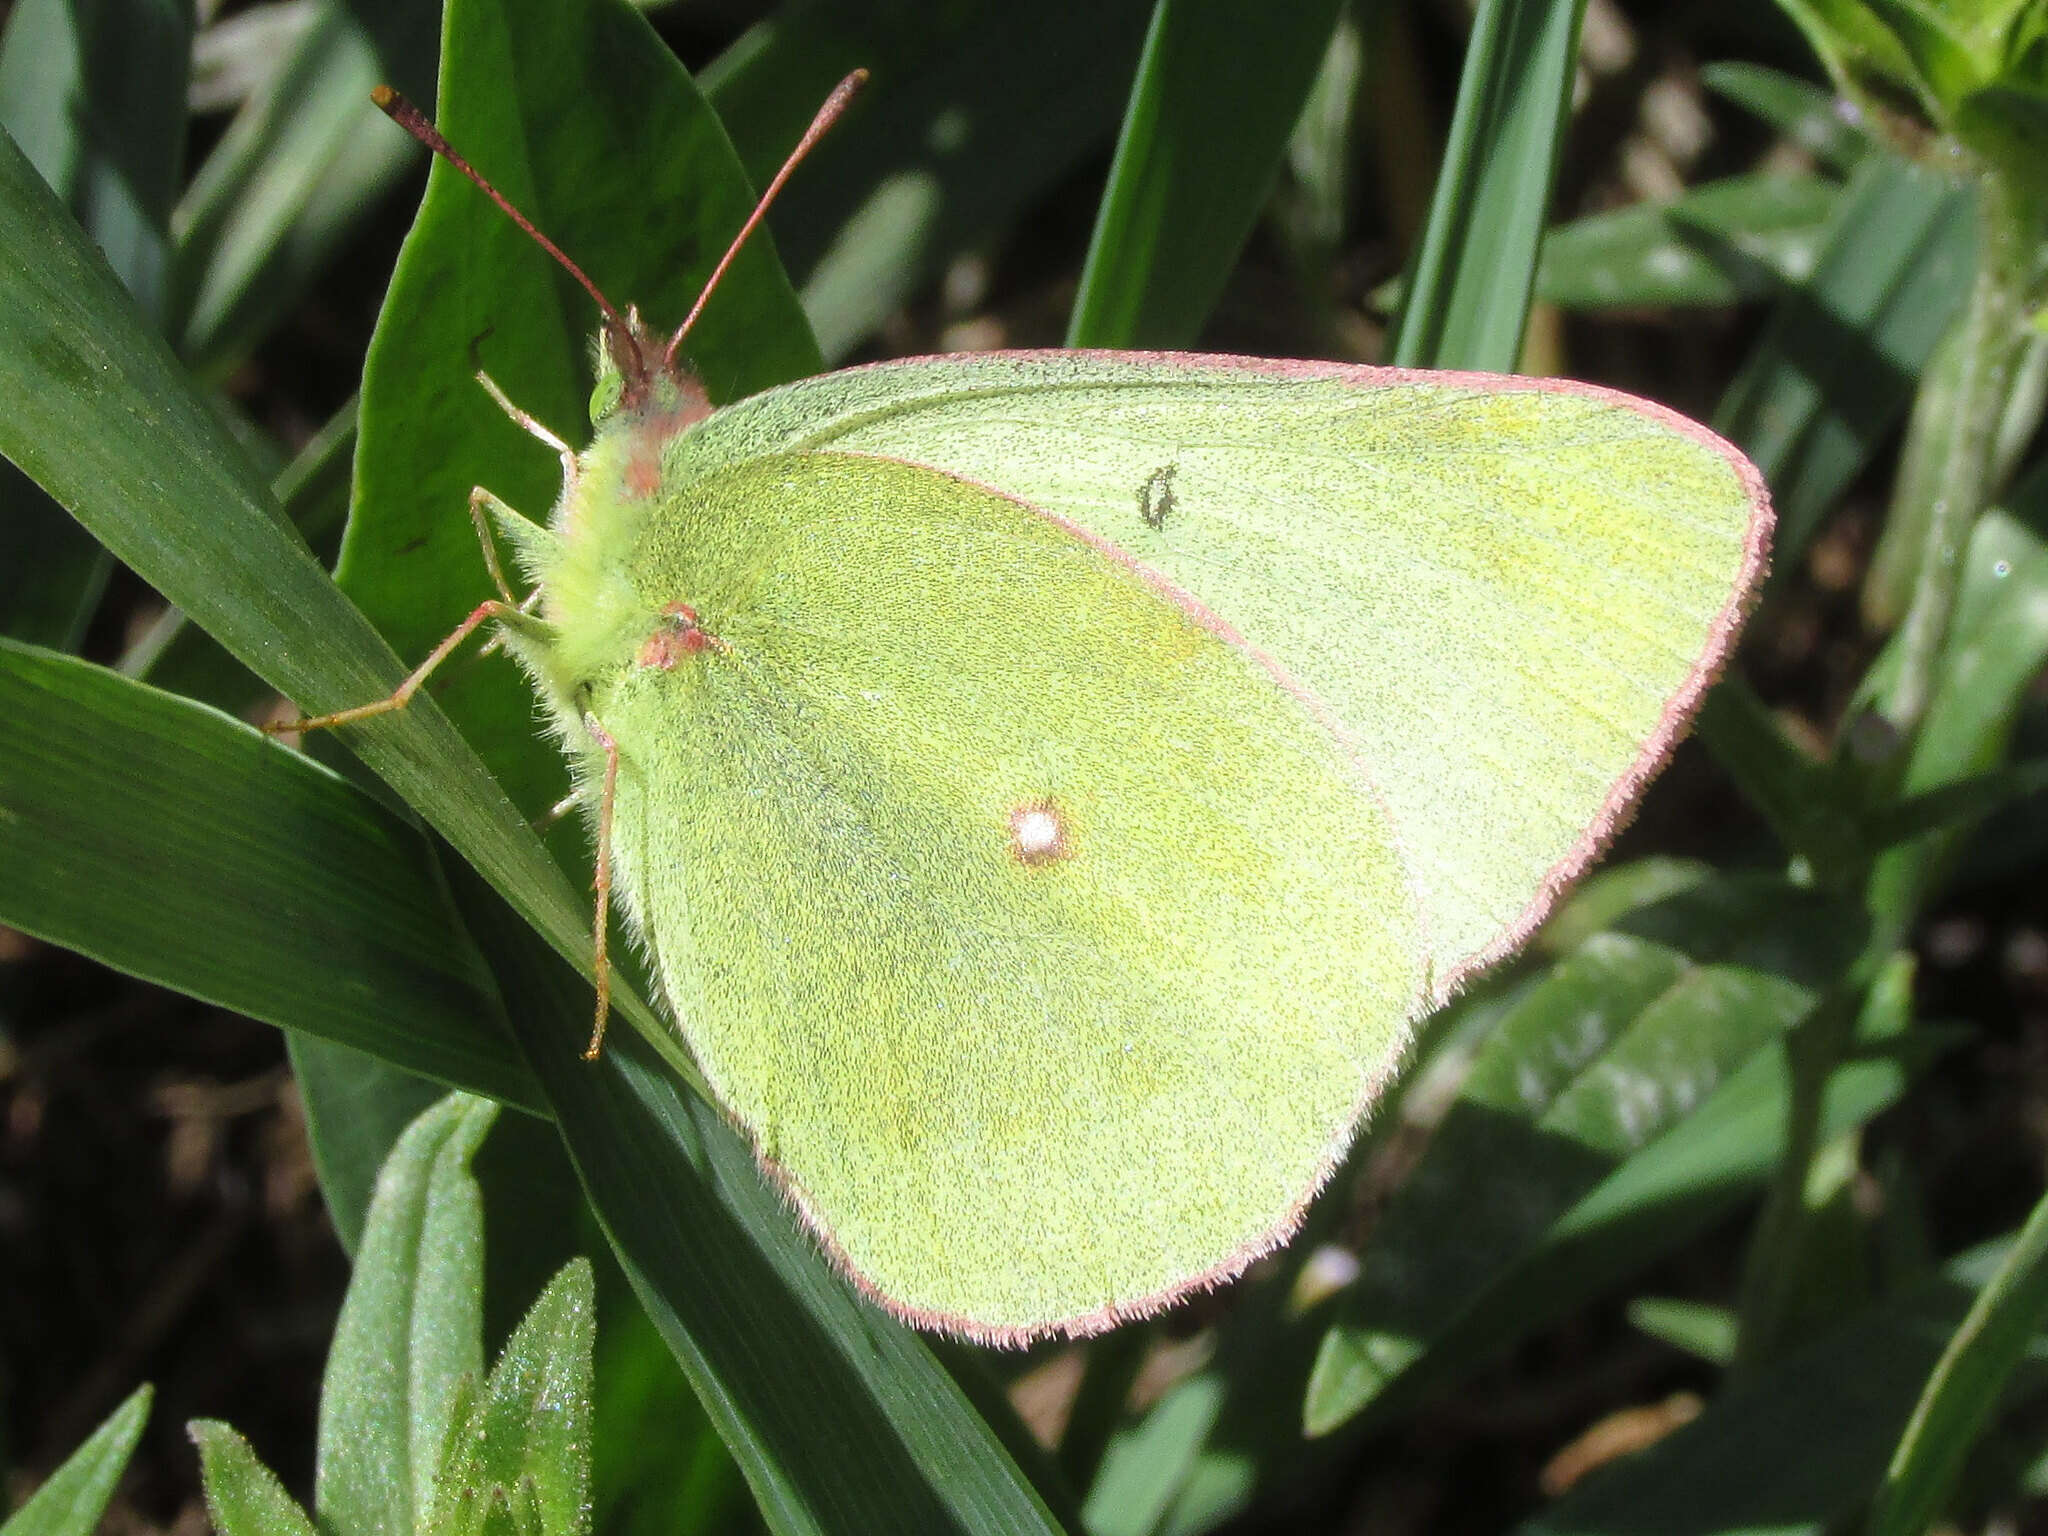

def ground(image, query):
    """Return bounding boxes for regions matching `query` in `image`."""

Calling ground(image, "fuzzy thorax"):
[517,311,719,730]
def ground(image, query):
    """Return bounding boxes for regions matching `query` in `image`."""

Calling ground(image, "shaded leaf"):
[1305,875,1867,1434]
[700,0,1156,361]
[0,639,537,1111]
[1536,173,1841,310]
[1521,1238,2048,1536]
[1717,152,1975,569]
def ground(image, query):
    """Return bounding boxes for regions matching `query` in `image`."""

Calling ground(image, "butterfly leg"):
[261,600,523,735]
[466,486,523,604]
[582,714,621,1060]
[475,367,579,492]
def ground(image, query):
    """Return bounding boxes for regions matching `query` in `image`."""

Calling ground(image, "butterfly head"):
[589,306,713,433]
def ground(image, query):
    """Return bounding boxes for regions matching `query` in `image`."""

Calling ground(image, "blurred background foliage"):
[2,0,2047,1532]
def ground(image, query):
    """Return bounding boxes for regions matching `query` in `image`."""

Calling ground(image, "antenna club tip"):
[370,83,397,110]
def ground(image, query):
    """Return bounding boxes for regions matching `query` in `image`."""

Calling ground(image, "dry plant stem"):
[263,601,522,734]
[584,714,621,1060]
[1880,168,2035,740]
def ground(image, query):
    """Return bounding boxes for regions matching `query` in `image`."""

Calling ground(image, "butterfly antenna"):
[663,69,868,369]
[372,86,633,345]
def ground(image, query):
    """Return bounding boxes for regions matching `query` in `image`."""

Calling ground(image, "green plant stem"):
[1879,166,2034,741]
[1730,985,1862,1379]
[1731,953,1913,1378]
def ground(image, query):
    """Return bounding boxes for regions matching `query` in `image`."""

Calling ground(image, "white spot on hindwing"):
[1008,798,1071,867]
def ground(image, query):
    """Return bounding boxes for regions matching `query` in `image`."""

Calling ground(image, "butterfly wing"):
[665,351,1771,994]
[598,449,1424,1340]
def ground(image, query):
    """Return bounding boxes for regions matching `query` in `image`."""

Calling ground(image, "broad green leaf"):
[319,1094,496,1536]
[1390,0,1586,369]
[1521,1238,2048,1536]
[0,96,676,1077]
[1065,0,1346,347]
[1536,174,1841,310]
[0,0,190,650]
[1,1386,150,1536]
[1700,60,1872,174]
[700,0,1156,361]
[1870,1187,2048,1536]
[1862,0,1993,108]
[0,639,537,1111]
[189,1421,319,1536]
[1863,315,1982,632]
[448,863,1071,1536]
[169,0,439,380]
[424,1260,594,1536]
[1303,875,1866,1434]
[1718,151,1975,569]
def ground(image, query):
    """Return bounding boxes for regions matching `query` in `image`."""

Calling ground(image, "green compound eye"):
[588,368,623,426]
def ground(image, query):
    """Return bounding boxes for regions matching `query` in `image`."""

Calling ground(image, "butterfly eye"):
[588,368,623,426]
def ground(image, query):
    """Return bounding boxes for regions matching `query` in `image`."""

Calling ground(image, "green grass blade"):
[450,865,1071,1536]
[126,397,361,716]
[1,1387,151,1536]
[1628,1297,1739,1364]
[1865,483,2048,947]
[1389,0,1587,370]
[317,1094,496,1536]
[0,0,189,320]
[0,0,191,650]
[1717,153,1975,570]
[0,639,539,1111]
[0,109,676,1076]
[1869,1188,2048,1536]
[701,0,1156,361]
[168,0,439,381]
[593,1305,757,1536]
[1064,0,1345,347]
